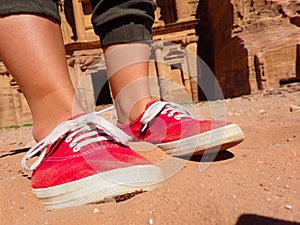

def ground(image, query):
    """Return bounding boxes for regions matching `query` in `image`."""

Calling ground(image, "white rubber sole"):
[157,123,245,156]
[33,165,164,210]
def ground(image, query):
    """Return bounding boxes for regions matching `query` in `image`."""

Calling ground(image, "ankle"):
[116,97,153,124]
[29,89,85,141]
[32,124,55,142]
[129,97,153,121]
[32,112,75,141]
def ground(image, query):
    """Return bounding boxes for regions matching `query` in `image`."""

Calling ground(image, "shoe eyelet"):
[73,146,80,152]
[69,142,77,148]
[65,137,72,143]
[174,115,181,120]
[168,112,175,117]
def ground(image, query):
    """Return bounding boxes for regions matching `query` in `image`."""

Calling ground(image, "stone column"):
[185,42,199,101]
[181,55,193,100]
[72,0,86,41]
[153,0,165,26]
[175,0,190,20]
[60,1,73,44]
[72,56,95,112]
[153,42,172,101]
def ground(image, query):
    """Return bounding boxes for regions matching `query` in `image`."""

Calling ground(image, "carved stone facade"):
[198,0,300,98]
[0,0,200,126]
[0,62,32,126]
[1,0,299,126]
[62,0,200,112]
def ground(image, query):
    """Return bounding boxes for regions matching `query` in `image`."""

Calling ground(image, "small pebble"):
[285,205,292,210]
[93,208,101,214]
[149,218,154,225]
[259,109,267,114]
[227,112,233,116]
[290,105,300,112]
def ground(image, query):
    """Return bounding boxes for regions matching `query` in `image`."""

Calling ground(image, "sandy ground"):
[0,83,299,225]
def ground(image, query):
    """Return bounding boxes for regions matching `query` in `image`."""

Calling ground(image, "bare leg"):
[104,43,153,124]
[0,15,84,141]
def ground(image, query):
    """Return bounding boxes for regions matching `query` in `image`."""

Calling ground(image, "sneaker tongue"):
[145,101,158,110]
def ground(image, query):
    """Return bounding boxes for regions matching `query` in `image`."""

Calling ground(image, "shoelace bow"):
[140,101,194,132]
[22,107,131,171]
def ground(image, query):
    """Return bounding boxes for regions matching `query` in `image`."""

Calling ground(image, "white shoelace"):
[140,101,194,132]
[22,108,131,171]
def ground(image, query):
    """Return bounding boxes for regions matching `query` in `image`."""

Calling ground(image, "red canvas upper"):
[30,117,152,189]
[117,101,231,144]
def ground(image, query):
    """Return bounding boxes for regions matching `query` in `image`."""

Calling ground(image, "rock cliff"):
[197,0,300,98]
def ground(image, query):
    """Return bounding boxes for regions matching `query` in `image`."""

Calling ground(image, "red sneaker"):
[22,112,163,209]
[117,101,245,156]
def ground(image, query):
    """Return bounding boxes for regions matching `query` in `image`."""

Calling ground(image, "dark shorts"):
[0,0,156,47]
